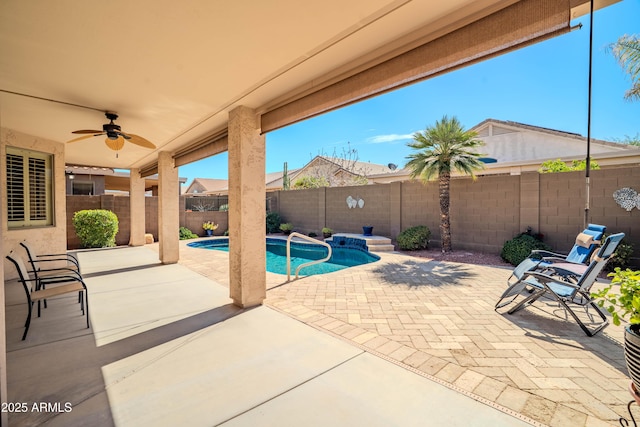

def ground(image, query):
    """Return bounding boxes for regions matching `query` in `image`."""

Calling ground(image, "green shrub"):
[279,223,293,232]
[308,232,317,238]
[72,209,119,248]
[218,204,229,212]
[266,212,281,233]
[179,227,198,240]
[501,233,552,266]
[604,234,634,272]
[397,226,431,251]
[224,229,229,236]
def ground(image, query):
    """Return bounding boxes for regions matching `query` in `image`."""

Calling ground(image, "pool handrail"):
[286,232,333,281]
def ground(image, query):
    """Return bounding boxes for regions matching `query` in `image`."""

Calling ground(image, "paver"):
[178,243,634,426]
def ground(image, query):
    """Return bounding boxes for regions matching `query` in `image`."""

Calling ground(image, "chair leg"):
[23,299,33,341]
[507,288,546,314]
[85,291,90,329]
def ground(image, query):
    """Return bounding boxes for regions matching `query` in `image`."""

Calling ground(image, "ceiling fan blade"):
[72,129,103,134]
[105,136,125,151]
[125,133,156,149]
[67,133,104,143]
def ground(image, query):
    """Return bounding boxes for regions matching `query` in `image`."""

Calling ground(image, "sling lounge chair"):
[6,252,89,340]
[495,232,624,337]
[505,224,606,289]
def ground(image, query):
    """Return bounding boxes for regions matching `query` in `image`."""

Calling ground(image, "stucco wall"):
[2,128,67,280]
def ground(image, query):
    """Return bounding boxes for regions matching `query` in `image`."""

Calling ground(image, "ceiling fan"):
[68,112,156,152]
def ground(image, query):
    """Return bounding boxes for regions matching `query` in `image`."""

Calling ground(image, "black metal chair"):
[6,251,89,340]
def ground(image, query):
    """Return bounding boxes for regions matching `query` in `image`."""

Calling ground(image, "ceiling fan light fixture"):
[105,137,125,151]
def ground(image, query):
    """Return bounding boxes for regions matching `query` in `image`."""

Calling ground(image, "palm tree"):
[405,115,484,253]
[610,34,640,101]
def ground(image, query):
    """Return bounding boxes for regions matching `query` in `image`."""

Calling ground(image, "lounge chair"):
[531,223,606,265]
[505,224,606,288]
[6,252,89,340]
[495,232,625,337]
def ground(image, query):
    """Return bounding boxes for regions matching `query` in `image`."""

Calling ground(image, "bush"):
[266,212,281,233]
[397,226,431,251]
[72,209,119,248]
[179,227,198,240]
[279,223,293,232]
[308,232,317,238]
[604,234,634,272]
[501,233,552,266]
[218,204,229,212]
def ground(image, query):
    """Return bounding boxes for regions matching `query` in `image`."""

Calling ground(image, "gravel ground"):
[402,247,513,268]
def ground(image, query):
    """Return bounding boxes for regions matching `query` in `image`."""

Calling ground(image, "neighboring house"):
[368,119,640,184]
[184,178,230,195]
[183,156,399,195]
[65,165,187,195]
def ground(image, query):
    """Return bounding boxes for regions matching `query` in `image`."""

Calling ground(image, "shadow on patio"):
[6,246,533,427]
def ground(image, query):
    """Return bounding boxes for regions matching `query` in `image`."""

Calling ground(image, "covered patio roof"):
[0,0,614,172]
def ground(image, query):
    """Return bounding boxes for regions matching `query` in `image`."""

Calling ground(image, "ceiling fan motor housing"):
[103,113,121,139]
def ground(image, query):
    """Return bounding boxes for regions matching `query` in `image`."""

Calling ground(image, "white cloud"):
[367,133,415,144]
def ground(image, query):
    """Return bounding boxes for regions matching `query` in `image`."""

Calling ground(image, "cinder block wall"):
[326,185,392,236]
[276,166,640,260]
[64,167,639,263]
[66,196,160,249]
[278,188,323,234]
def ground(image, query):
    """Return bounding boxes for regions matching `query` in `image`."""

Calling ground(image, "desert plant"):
[279,223,293,234]
[322,227,333,238]
[396,225,431,251]
[500,232,552,266]
[592,268,640,325]
[218,204,229,212]
[72,209,119,248]
[179,227,198,240]
[266,212,282,233]
[406,115,485,252]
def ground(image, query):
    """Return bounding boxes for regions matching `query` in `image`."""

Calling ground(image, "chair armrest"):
[531,250,567,259]
[523,271,580,291]
[39,274,86,288]
[35,255,80,269]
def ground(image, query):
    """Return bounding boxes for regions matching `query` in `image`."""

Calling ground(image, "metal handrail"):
[286,232,332,281]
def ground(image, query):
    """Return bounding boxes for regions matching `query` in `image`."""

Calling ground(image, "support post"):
[228,106,266,307]
[129,168,146,246]
[158,152,179,264]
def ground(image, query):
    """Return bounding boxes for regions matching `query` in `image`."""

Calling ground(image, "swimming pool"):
[187,237,380,275]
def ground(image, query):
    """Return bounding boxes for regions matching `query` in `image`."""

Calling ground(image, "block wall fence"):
[66,167,639,264]
[273,167,640,260]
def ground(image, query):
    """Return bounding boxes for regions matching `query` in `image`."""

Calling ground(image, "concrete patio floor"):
[4,244,538,427]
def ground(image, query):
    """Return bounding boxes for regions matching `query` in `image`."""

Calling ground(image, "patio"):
[5,241,634,426]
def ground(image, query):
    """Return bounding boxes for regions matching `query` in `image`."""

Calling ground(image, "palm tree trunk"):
[439,171,452,252]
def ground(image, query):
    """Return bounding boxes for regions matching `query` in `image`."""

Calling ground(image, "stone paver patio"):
[177,238,634,427]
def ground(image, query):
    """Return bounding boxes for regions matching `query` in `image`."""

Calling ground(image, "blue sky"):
[179,0,640,183]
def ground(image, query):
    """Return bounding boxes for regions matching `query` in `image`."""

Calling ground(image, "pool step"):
[327,234,395,252]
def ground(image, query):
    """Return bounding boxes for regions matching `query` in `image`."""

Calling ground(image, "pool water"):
[187,237,380,275]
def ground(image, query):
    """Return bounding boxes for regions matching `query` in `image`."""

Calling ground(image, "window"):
[6,147,53,228]
[72,181,94,195]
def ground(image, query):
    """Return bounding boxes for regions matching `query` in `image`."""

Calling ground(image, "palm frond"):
[610,35,640,101]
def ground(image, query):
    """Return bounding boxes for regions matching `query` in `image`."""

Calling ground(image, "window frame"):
[6,146,54,228]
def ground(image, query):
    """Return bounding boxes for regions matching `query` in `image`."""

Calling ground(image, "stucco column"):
[158,151,179,264]
[228,106,266,308]
[129,168,146,246]
[0,226,7,427]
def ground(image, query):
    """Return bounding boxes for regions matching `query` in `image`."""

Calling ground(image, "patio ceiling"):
[0,0,613,172]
